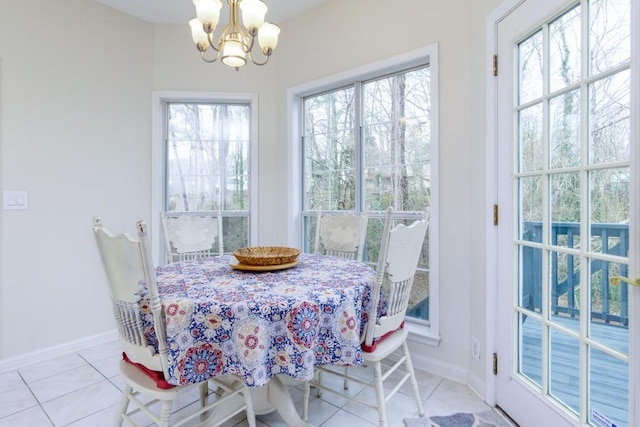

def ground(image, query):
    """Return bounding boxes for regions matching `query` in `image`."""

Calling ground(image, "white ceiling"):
[96,0,327,25]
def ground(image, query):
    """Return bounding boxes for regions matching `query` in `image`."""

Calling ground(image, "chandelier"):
[189,0,280,70]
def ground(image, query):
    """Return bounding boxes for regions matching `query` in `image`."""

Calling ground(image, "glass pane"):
[519,313,542,387]
[551,223,580,249]
[222,216,248,252]
[305,133,330,174]
[520,176,542,242]
[304,89,355,138]
[364,122,395,169]
[551,173,580,226]
[305,170,328,210]
[549,329,580,414]
[302,214,317,254]
[550,251,580,333]
[168,104,250,141]
[364,166,392,211]
[363,67,431,213]
[589,347,628,427]
[549,6,581,92]
[590,260,629,353]
[519,104,544,172]
[519,30,543,104]
[403,160,431,211]
[166,103,250,213]
[303,87,356,211]
[331,169,356,210]
[363,68,430,125]
[364,215,385,264]
[589,70,630,164]
[520,246,542,312]
[589,168,630,253]
[406,269,430,321]
[550,90,580,169]
[224,175,248,210]
[590,0,631,74]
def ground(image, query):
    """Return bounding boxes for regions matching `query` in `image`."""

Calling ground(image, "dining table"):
[140,252,377,426]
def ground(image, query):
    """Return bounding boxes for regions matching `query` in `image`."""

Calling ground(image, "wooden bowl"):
[233,246,301,266]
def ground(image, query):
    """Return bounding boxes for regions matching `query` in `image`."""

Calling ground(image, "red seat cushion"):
[360,321,404,353]
[122,352,175,389]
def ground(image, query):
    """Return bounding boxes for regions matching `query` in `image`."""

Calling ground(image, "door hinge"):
[493,55,498,76]
[493,204,499,225]
[493,353,498,375]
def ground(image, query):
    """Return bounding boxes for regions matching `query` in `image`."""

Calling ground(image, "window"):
[152,92,258,259]
[290,45,440,342]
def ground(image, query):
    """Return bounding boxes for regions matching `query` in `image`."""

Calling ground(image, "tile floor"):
[0,339,510,427]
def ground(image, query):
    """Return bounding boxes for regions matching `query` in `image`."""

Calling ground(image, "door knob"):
[611,276,640,287]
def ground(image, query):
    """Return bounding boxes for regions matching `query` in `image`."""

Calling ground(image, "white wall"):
[0,0,505,397]
[0,0,153,360]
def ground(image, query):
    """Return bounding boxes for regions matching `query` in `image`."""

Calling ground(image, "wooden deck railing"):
[522,221,630,327]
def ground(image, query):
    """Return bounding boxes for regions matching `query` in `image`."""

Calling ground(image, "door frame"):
[485,0,640,423]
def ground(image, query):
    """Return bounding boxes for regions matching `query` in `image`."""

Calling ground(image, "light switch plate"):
[3,191,29,210]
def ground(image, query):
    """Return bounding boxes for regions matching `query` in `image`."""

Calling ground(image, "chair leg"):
[114,386,131,427]
[241,383,256,427]
[302,380,311,422]
[158,400,173,427]
[199,382,208,407]
[315,371,323,397]
[343,366,350,390]
[198,382,210,423]
[372,361,387,427]
[402,341,425,417]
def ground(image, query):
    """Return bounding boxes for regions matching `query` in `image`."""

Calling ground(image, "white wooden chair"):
[92,217,255,427]
[313,208,370,391]
[303,207,429,427]
[314,209,369,262]
[160,212,224,264]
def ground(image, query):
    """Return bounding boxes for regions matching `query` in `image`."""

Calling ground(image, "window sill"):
[406,322,441,347]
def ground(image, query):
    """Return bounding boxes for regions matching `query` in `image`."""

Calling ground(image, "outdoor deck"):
[521,315,628,427]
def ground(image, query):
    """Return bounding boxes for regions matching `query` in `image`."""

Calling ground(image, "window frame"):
[286,45,441,346]
[151,91,259,265]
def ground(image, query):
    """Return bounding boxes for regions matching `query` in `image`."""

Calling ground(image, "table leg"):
[249,376,315,427]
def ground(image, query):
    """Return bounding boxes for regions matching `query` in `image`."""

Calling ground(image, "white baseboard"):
[409,341,487,403]
[0,330,118,373]
[466,368,485,401]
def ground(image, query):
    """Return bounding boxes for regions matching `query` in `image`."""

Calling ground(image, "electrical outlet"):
[471,337,481,361]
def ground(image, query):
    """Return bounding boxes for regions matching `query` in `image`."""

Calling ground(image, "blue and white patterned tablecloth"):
[140,253,377,387]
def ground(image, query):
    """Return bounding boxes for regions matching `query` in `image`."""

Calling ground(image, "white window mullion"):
[355,81,365,213]
[541,20,552,400]
[578,0,591,423]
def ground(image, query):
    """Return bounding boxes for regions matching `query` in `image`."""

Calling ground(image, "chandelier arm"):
[206,32,222,53]
[247,50,270,66]
[200,50,222,63]
[242,31,257,54]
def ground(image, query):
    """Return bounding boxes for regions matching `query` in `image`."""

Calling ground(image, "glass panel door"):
[495,0,637,425]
